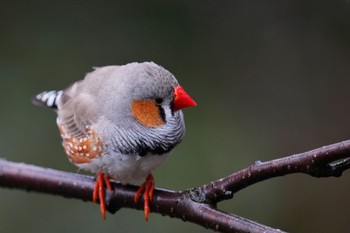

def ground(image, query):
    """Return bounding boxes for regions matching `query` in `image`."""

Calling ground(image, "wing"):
[57,82,99,138]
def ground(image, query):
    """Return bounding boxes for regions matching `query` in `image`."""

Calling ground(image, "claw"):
[134,174,155,221]
[93,172,113,220]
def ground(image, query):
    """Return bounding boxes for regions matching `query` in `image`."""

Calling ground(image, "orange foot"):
[134,174,155,221]
[93,172,113,220]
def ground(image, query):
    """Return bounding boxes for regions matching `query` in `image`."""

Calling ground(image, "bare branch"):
[197,140,350,203]
[1,139,350,232]
[0,159,282,233]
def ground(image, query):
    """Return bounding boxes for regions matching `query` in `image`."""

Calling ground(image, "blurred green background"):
[1,1,350,232]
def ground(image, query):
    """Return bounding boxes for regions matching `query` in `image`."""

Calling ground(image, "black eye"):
[155,98,164,105]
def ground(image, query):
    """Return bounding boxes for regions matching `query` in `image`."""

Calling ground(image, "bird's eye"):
[155,98,164,105]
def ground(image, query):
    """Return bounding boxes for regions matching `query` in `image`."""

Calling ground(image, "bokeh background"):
[1,1,350,232]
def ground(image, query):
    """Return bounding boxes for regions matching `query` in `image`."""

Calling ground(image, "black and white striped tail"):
[32,90,63,109]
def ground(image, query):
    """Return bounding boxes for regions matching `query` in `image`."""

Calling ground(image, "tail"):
[32,90,63,109]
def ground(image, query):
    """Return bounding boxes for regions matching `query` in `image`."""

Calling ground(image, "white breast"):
[76,152,170,184]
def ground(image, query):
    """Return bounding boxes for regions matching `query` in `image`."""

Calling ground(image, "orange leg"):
[93,172,113,220]
[134,174,155,221]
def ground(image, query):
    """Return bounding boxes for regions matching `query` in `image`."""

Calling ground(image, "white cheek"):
[163,105,173,121]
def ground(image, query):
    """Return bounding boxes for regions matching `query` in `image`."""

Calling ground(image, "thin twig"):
[197,140,350,203]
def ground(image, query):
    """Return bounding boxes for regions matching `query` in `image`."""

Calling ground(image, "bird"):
[32,62,197,221]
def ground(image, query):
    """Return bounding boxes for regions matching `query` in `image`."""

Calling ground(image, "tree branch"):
[197,140,350,203]
[1,140,350,232]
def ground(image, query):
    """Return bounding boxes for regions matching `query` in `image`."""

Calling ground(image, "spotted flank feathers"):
[59,124,104,164]
[32,90,63,109]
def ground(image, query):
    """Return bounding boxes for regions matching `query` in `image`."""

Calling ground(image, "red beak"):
[173,86,197,111]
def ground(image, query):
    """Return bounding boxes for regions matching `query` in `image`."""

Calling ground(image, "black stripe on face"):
[157,105,166,123]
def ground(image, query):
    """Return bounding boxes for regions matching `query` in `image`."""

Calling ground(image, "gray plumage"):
[33,62,188,184]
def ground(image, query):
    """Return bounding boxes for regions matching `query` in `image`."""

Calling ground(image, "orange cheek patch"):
[59,125,104,164]
[131,100,165,127]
